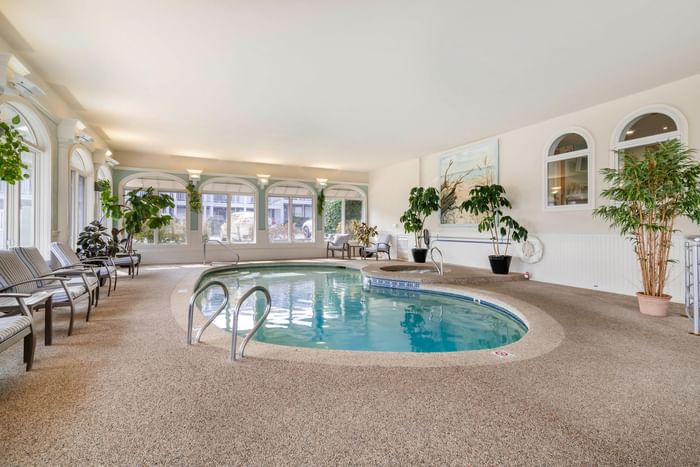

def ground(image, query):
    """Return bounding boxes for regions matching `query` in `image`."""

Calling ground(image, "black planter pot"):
[488,255,512,274]
[411,248,428,263]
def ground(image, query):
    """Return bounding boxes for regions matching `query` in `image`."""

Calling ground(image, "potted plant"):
[186,180,203,213]
[460,184,528,274]
[400,187,440,263]
[0,114,30,184]
[101,186,176,252]
[594,140,700,316]
[76,220,119,259]
[350,220,378,247]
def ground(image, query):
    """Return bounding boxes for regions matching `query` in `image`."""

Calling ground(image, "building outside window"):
[122,175,188,245]
[267,182,314,243]
[201,179,256,243]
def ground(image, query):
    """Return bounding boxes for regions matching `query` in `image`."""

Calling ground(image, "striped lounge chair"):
[14,246,101,308]
[51,242,118,295]
[0,293,36,371]
[0,250,90,340]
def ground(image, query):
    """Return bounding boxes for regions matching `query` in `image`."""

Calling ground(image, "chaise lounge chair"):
[0,293,36,371]
[326,234,351,259]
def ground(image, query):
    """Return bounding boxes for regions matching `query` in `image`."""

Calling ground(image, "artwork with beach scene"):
[439,139,499,225]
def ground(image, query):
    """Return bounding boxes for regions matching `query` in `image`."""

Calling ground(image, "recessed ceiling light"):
[626,130,635,135]
[662,126,669,130]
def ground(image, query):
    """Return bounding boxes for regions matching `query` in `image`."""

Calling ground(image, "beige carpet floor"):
[1,265,699,466]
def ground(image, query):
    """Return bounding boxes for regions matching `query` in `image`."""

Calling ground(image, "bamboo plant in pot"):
[400,186,440,263]
[460,184,528,274]
[594,140,700,317]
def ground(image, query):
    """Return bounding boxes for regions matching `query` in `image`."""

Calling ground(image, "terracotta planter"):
[636,293,672,317]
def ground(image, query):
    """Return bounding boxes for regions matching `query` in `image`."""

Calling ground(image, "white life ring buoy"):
[517,236,544,264]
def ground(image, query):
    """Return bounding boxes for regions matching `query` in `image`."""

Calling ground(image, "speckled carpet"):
[1,265,698,466]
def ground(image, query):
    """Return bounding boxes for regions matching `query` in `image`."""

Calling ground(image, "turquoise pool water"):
[198,265,527,353]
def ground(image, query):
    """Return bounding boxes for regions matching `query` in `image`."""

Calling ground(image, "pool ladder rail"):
[187,281,272,361]
[202,239,241,266]
[430,246,444,276]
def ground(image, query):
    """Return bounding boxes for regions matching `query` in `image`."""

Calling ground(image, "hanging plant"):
[0,115,30,184]
[186,180,203,213]
[317,189,325,216]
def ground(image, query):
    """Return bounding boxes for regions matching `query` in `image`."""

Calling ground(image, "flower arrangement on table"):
[351,220,378,247]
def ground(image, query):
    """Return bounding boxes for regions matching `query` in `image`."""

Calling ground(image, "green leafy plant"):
[0,114,30,184]
[399,186,440,249]
[102,187,175,251]
[594,140,700,297]
[186,181,202,213]
[76,220,119,258]
[460,184,528,256]
[350,220,378,247]
[317,189,326,216]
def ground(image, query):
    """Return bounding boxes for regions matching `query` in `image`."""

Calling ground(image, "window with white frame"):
[322,186,365,238]
[201,179,256,243]
[70,149,93,245]
[123,175,188,245]
[613,110,683,167]
[545,131,592,208]
[267,183,314,243]
[0,103,46,249]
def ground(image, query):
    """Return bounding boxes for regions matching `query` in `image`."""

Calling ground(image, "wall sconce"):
[257,174,270,189]
[187,169,203,181]
[316,178,328,190]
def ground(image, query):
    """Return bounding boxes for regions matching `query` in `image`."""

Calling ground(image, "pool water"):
[198,265,527,353]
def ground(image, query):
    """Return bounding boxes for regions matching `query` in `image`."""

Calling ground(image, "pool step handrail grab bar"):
[230,286,272,360]
[430,246,444,276]
[187,280,230,345]
[202,239,241,265]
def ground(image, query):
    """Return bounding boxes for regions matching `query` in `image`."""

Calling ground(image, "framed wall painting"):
[439,138,499,225]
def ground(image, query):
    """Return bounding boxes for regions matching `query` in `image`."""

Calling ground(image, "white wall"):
[369,74,700,301]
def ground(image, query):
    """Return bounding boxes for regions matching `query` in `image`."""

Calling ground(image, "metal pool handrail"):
[187,280,229,345]
[430,246,444,276]
[230,286,272,361]
[202,239,241,265]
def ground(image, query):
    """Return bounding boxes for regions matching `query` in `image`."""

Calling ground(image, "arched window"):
[544,129,593,208]
[0,101,50,253]
[200,178,256,244]
[322,185,366,238]
[70,148,94,245]
[121,173,188,245]
[266,182,315,243]
[612,106,687,167]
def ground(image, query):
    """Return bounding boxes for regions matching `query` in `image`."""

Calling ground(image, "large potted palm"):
[400,187,440,263]
[594,140,700,316]
[460,184,528,274]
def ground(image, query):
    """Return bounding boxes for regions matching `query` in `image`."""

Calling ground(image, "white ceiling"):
[1,0,700,171]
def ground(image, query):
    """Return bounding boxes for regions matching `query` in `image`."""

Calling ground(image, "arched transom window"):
[267,182,314,243]
[613,107,686,167]
[545,130,593,208]
[123,174,188,245]
[200,178,256,244]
